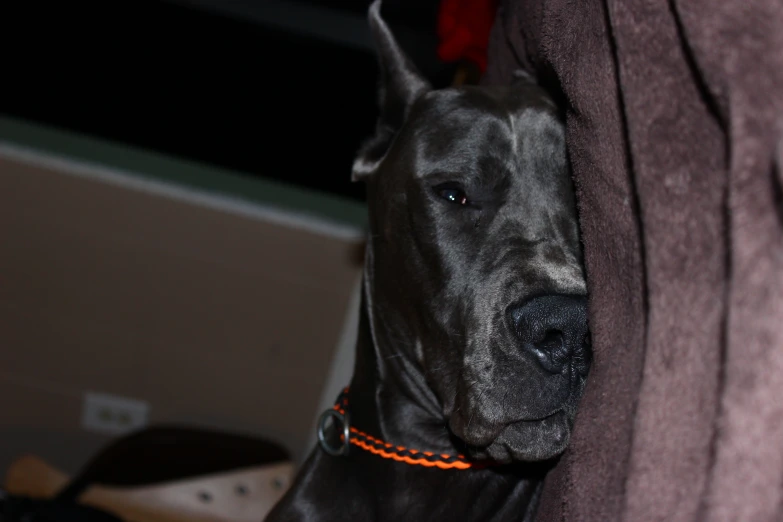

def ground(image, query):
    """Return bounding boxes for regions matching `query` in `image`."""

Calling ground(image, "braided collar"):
[317,387,493,470]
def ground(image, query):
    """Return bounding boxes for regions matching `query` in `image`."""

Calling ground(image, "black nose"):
[508,295,591,375]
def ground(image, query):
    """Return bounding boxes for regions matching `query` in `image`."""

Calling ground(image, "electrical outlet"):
[82,391,149,435]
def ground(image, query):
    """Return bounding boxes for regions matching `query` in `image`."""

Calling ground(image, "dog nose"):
[508,295,591,375]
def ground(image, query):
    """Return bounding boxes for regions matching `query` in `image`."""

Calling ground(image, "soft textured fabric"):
[482,1,783,520]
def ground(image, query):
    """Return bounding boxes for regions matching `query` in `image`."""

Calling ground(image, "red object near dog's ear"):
[436,0,499,73]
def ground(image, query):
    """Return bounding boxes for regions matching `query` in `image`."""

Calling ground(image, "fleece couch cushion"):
[482,1,783,520]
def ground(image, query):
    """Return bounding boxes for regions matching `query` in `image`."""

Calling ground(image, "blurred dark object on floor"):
[0,491,123,522]
[3,426,294,522]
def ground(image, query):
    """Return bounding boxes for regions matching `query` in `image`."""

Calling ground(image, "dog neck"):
[266,269,547,522]
[346,277,458,458]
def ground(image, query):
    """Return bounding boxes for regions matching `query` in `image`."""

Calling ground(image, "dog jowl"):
[266,1,591,520]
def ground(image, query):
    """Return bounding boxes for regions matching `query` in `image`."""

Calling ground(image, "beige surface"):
[5,454,294,522]
[0,153,364,474]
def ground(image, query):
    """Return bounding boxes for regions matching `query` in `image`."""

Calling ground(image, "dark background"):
[1,0,453,203]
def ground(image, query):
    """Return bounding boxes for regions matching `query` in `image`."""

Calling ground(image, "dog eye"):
[434,184,469,206]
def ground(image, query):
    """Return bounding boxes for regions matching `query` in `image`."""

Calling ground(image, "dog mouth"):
[483,410,570,463]
[449,409,572,464]
[445,360,584,464]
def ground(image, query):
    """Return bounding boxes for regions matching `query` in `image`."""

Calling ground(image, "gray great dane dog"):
[266,2,591,520]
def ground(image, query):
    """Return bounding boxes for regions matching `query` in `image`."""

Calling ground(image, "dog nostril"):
[538,330,564,352]
[508,294,589,374]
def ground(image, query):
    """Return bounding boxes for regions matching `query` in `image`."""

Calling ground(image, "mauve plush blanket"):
[481,1,783,520]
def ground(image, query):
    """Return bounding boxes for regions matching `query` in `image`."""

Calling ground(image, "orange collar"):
[317,387,491,470]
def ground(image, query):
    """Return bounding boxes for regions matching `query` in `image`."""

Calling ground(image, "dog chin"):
[477,411,571,464]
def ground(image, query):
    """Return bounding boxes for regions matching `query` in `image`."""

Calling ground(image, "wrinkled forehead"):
[403,86,565,180]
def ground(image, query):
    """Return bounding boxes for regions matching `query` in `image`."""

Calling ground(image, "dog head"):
[353,1,591,464]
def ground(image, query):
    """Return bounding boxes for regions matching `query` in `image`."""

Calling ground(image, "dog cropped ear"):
[352,0,431,182]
